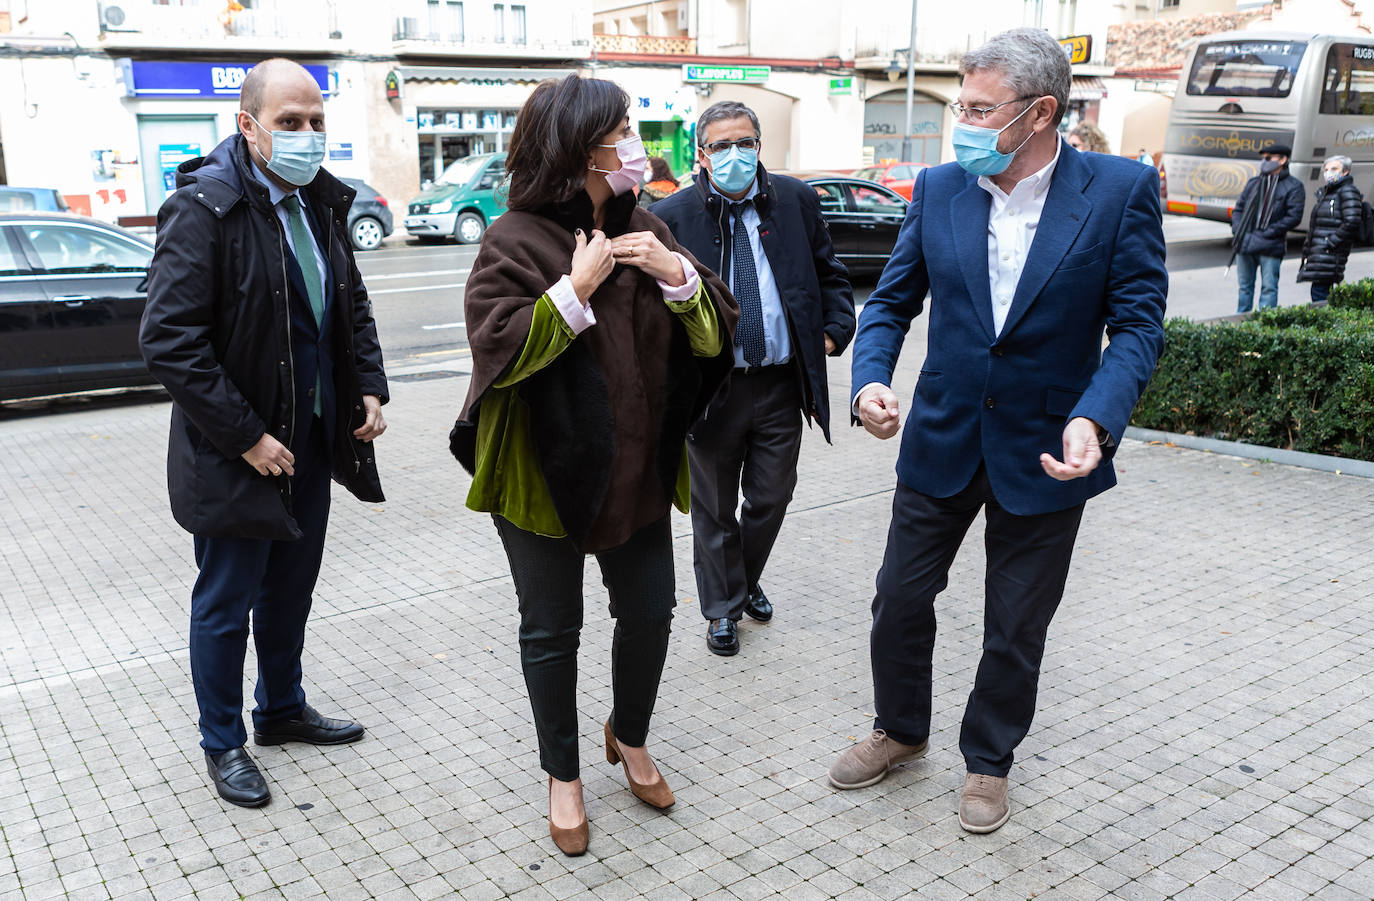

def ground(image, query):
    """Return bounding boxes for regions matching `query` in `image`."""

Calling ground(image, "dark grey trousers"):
[493,515,676,782]
[687,366,803,621]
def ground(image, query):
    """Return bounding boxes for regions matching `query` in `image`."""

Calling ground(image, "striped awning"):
[1069,76,1108,101]
[394,66,573,85]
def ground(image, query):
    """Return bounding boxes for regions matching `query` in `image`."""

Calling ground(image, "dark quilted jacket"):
[1298,175,1364,284]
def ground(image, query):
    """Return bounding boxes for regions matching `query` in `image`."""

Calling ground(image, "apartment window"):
[427,0,441,39]
[447,0,464,41]
[511,4,525,44]
[1159,0,1180,7]
[493,3,505,42]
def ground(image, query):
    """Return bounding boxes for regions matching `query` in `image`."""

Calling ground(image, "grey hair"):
[696,101,760,146]
[959,27,1071,127]
[1324,154,1353,173]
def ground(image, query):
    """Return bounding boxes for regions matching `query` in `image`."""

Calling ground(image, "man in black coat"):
[653,101,855,656]
[139,58,388,807]
[1231,144,1304,312]
[1298,154,1365,303]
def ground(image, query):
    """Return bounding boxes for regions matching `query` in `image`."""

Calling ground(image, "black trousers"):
[687,366,803,621]
[870,467,1084,777]
[493,514,676,782]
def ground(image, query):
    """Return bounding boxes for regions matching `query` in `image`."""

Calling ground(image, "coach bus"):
[1161,31,1374,222]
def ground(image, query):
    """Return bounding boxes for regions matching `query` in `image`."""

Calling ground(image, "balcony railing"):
[97,0,332,43]
[591,33,696,55]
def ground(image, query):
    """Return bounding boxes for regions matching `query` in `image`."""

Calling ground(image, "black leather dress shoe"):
[253,705,365,746]
[707,618,739,656]
[743,587,773,623]
[207,747,269,808]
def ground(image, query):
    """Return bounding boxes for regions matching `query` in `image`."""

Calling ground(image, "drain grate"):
[390,370,468,383]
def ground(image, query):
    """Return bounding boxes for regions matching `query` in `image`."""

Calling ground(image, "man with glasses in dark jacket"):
[1231,144,1305,312]
[652,101,855,657]
[140,58,388,808]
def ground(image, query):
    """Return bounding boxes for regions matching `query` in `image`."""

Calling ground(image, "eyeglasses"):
[948,97,1034,123]
[702,137,760,154]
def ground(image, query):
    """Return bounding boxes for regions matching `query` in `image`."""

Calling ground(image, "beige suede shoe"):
[828,730,928,790]
[959,772,1011,833]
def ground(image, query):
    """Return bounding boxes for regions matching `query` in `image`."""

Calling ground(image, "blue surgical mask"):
[708,145,758,194]
[951,100,1037,177]
[245,112,327,187]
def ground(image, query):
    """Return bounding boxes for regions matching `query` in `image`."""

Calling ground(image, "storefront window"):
[417,107,519,182]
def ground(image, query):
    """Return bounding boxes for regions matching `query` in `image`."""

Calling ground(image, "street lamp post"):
[901,0,917,162]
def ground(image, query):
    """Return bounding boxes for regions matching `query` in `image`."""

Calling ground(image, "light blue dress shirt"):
[709,179,791,368]
[246,161,329,308]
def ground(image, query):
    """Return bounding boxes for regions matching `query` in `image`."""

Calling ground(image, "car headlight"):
[427,198,455,214]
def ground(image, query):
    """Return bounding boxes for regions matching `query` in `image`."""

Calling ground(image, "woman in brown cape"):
[451,74,738,855]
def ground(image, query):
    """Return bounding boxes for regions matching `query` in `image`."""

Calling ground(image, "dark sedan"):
[0,213,157,401]
[780,172,909,277]
[341,178,394,252]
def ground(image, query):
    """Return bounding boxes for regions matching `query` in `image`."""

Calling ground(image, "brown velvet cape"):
[451,189,738,551]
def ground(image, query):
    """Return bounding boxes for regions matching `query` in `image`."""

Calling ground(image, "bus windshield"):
[1186,40,1307,98]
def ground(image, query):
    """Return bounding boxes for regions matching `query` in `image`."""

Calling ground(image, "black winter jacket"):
[139,134,388,541]
[651,165,856,440]
[1231,169,1305,258]
[1298,175,1364,284]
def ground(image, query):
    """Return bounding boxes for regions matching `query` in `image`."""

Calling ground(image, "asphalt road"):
[357,214,1374,363]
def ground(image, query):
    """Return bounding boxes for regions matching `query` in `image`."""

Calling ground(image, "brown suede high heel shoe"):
[547,777,588,856]
[603,721,675,809]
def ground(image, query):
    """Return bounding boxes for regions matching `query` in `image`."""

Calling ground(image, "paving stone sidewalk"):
[2,327,1372,901]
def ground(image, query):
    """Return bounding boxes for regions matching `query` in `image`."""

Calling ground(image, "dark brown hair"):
[504,74,629,210]
[647,156,677,185]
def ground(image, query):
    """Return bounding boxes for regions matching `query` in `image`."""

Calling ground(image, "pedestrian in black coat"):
[1298,155,1365,303]
[651,100,855,657]
[1231,144,1305,312]
[138,58,388,809]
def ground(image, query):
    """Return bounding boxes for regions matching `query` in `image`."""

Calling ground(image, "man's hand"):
[857,384,901,439]
[609,231,684,286]
[242,433,295,477]
[824,335,837,355]
[353,395,386,442]
[1040,416,1103,481]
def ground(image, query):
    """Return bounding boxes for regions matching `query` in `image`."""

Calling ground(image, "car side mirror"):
[421,179,433,191]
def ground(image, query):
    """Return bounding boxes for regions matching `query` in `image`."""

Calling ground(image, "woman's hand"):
[608,231,685,286]
[570,229,614,304]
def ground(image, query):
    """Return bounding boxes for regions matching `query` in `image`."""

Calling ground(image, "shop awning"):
[1069,76,1108,101]
[394,66,575,85]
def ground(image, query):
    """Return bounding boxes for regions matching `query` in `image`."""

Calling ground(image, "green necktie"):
[281,194,325,416]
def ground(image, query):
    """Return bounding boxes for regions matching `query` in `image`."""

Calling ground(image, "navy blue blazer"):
[850,142,1168,515]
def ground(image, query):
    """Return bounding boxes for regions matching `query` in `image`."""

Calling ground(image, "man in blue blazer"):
[827,28,1167,833]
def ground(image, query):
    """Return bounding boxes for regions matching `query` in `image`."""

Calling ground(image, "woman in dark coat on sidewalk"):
[1298,154,1365,303]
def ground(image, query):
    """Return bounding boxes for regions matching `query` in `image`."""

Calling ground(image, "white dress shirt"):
[977,140,1061,336]
[707,179,791,368]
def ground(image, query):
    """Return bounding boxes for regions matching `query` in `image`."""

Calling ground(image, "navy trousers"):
[870,467,1084,777]
[189,418,333,754]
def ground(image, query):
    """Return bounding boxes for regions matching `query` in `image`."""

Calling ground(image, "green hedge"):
[1132,281,1374,461]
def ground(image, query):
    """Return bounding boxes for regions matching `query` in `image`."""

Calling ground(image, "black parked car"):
[341,178,394,252]
[779,172,908,277]
[0,212,157,401]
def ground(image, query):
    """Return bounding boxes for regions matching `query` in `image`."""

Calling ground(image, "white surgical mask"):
[245,112,327,187]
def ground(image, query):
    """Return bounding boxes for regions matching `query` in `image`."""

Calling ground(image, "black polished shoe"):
[206,747,270,808]
[707,617,739,656]
[253,705,365,746]
[743,587,773,623]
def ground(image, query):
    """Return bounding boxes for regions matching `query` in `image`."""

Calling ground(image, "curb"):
[1125,427,1374,479]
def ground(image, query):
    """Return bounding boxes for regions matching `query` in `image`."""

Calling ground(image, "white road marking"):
[363,268,471,281]
[421,322,467,331]
[370,281,467,295]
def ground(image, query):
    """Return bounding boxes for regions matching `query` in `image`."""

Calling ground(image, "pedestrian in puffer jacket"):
[1298,154,1365,304]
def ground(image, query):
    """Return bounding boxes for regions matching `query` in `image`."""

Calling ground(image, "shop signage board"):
[120,60,330,98]
[830,77,853,96]
[329,143,353,161]
[682,64,770,83]
[385,71,402,100]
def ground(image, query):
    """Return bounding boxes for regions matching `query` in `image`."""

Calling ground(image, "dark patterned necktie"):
[731,200,765,366]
